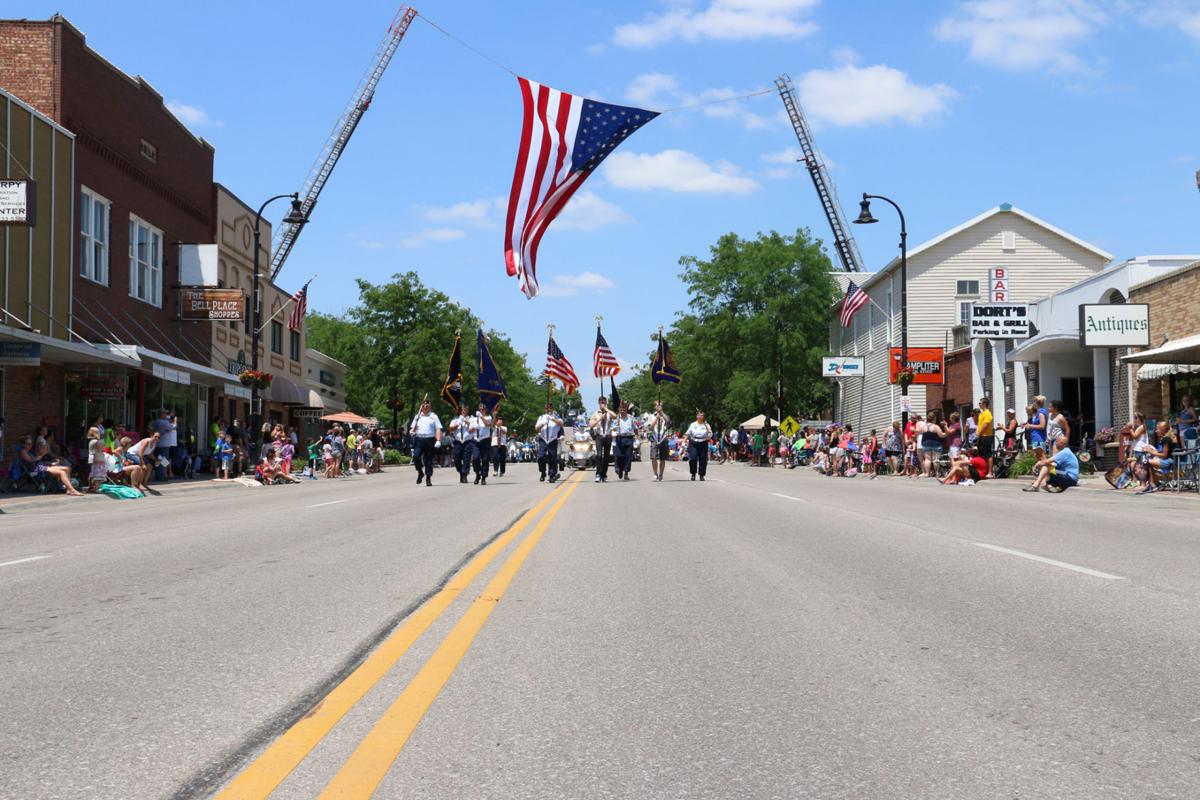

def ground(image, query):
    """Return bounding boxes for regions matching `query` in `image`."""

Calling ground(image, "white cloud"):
[797,64,956,126]
[554,190,633,230]
[1133,1,1200,40]
[167,101,222,128]
[604,149,760,194]
[538,271,617,298]
[934,0,1105,73]
[624,73,774,130]
[420,197,506,228]
[613,0,819,47]
[399,228,466,249]
[760,147,803,179]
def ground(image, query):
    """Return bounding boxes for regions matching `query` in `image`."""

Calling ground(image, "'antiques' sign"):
[889,347,945,385]
[1079,304,1150,347]
[0,179,35,225]
[181,287,245,321]
[970,303,1030,339]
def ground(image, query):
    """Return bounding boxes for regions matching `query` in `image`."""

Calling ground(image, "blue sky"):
[14,0,1200,376]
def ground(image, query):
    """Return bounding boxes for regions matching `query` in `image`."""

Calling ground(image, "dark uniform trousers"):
[472,438,491,477]
[413,437,436,478]
[594,435,612,480]
[537,438,559,481]
[614,435,634,476]
[452,439,475,480]
[492,444,507,475]
[688,439,709,477]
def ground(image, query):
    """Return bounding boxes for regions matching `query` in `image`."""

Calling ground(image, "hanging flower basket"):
[895,369,916,387]
[239,369,274,390]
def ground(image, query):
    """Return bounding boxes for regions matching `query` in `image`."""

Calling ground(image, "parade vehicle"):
[565,429,596,469]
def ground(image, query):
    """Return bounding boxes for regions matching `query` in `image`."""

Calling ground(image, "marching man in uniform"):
[471,401,493,485]
[613,402,637,481]
[408,398,442,487]
[535,403,563,484]
[647,400,671,482]
[448,403,476,484]
[686,410,713,481]
[589,395,617,483]
[491,414,508,478]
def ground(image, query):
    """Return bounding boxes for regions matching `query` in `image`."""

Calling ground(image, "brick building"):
[1,15,227,450]
[1123,261,1200,419]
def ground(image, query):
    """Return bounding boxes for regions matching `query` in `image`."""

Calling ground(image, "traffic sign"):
[779,416,800,438]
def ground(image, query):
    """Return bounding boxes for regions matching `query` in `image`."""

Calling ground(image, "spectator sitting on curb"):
[1140,420,1177,494]
[942,446,988,486]
[1024,435,1078,493]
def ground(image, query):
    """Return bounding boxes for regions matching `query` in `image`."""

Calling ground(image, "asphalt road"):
[2,460,1199,799]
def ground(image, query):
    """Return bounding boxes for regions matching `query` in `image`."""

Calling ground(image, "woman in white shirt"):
[685,411,713,482]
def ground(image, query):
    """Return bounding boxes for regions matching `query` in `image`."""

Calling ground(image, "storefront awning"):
[1136,363,1200,381]
[265,374,307,405]
[1007,331,1080,362]
[94,344,240,386]
[1120,333,1200,365]
[305,389,325,409]
[0,325,141,368]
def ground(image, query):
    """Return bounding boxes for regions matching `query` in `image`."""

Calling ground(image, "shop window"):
[289,330,301,361]
[129,215,163,307]
[80,187,110,285]
[271,321,283,355]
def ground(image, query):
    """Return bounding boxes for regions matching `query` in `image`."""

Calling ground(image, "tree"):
[620,228,835,431]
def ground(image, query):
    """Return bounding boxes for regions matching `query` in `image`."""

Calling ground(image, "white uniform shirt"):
[536,414,562,442]
[410,412,442,437]
[450,415,475,443]
[592,410,615,437]
[686,422,712,442]
[492,425,508,446]
[472,413,493,442]
[615,415,635,436]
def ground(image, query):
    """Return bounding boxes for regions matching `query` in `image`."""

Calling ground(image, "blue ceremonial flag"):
[651,333,682,385]
[609,376,621,411]
[477,329,507,413]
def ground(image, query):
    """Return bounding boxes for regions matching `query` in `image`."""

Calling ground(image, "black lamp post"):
[248,193,307,471]
[853,193,909,431]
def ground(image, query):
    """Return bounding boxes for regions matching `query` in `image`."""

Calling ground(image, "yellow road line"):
[318,473,584,798]
[214,478,575,800]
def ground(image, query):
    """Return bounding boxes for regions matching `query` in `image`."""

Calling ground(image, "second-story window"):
[271,321,283,355]
[129,215,163,307]
[289,330,301,361]
[80,187,110,285]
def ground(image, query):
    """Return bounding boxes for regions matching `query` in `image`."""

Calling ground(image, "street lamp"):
[248,193,307,470]
[853,193,909,431]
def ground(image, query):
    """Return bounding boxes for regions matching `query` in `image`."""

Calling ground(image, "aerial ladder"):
[775,74,865,273]
[269,5,418,281]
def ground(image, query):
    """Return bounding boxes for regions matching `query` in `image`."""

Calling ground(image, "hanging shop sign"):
[0,342,41,365]
[181,287,245,321]
[821,356,866,378]
[1079,304,1150,347]
[79,375,126,401]
[969,303,1030,339]
[0,179,36,226]
[889,347,945,385]
[988,267,1009,302]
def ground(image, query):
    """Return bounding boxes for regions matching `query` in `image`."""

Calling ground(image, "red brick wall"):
[926,347,972,413]
[1129,264,1200,419]
[2,364,66,474]
[0,22,57,116]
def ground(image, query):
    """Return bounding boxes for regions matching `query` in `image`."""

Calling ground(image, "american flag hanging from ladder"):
[504,77,658,298]
[288,280,311,332]
[839,280,869,327]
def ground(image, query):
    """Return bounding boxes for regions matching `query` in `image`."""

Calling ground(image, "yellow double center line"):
[218,472,583,799]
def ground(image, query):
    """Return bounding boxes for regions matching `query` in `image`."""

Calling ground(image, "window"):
[867,304,874,351]
[271,321,283,355]
[80,187,110,285]
[851,315,858,356]
[886,286,894,345]
[956,280,979,296]
[1001,230,1016,251]
[289,330,301,361]
[128,215,163,306]
[959,300,974,328]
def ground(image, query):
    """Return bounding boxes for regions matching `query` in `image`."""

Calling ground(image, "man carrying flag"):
[408,396,442,488]
[475,328,507,484]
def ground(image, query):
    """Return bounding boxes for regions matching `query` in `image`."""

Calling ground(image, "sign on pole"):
[969,303,1030,339]
[988,268,1009,302]
[181,287,246,321]
[1079,304,1150,347]
[779,416,800,437]
[821,356,866,378]
[0,179,36,226]
[889,347,944,385]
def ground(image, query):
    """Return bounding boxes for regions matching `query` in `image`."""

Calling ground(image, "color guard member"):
[471,402,493,485]
[647,401,671,482]
[589,395,617,483]
[535,403,563,483]
[686,410,713,481]
[491,414,508,477]
[408,399,442,487]
[448,403,476,484]
[613,402,637,480]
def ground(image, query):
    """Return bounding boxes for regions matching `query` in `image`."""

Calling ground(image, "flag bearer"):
[613,402,637,480]
[408,398,443,487]
[535,403,563,483]
[589,395,617,483]
[471,402,494,485]
[491,414,508,477]
[448,403,476,484]
[686,410,713,482]
[647,401,671,482]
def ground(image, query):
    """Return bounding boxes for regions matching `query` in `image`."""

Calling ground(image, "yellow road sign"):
[779,416,800,437]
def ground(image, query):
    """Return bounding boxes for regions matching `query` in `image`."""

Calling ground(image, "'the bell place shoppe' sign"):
[1079,304,1150,347]
[181,287,245,321]
[970,303,1030,339]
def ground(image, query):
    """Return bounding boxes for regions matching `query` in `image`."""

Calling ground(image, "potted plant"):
[238,369,274,390]
[895,369,915,387]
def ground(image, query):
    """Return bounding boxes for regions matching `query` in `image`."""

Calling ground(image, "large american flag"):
[593,328,620,378]
[544,335,580,395]
[839,280,869,327]
[287,280,310,332]
[504,77,658,298]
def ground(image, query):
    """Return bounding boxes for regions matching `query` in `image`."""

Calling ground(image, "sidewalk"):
[0,474,244,513]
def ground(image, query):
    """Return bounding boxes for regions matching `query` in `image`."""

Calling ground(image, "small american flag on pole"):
[545,335,580,395]
[593,327,620,378]
[839,280,869,328]
[287,280,310,332]
[504,78,658,299]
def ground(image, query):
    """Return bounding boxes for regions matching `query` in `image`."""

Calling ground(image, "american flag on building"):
[287,280,310,332]
[544,335,580,395]
[504,77,658,299]
[593,327,620,378]
[839,280,869,327]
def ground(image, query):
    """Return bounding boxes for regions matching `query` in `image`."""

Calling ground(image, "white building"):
[830,204,1111,433]
[1009,255,1199,432]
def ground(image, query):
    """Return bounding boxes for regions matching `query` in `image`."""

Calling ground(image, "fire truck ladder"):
[269,5,418,281]
[775,74,865,273]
